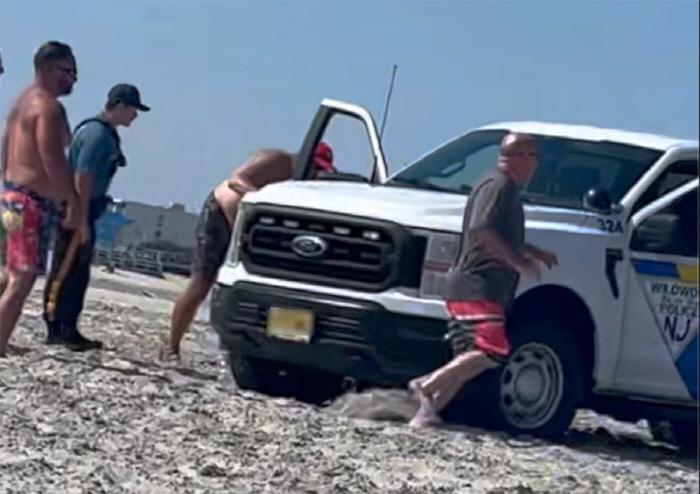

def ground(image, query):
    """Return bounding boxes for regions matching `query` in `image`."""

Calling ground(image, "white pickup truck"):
[210,99,698,448]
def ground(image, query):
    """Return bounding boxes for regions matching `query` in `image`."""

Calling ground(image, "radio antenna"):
[378,64,398,142]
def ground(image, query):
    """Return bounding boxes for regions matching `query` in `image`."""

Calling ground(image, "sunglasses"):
[56,66,77,78]
[502,151,537,158]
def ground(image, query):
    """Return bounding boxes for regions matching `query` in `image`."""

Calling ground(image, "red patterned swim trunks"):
[0,182,58,275]
[444,299,510,363]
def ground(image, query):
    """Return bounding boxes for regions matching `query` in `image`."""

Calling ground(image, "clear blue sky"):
[1,0,697,212]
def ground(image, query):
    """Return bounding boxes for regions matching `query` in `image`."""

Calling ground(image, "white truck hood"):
[242,181,590,233]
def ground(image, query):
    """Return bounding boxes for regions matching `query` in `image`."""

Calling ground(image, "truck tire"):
[228,352,281,395]
[229,352,346,405]
[444,318,585,439]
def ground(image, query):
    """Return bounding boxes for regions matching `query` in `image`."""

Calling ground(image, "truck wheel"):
[283,367,348,406]
[229,352,283,395]
[445,318,585,439]
[498,319,584,438]
[229,353,345,405]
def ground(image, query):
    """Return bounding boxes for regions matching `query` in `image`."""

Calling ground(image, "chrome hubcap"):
[500,343,564,430]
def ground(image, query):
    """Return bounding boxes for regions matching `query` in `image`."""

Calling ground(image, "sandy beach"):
[0,267,696,494]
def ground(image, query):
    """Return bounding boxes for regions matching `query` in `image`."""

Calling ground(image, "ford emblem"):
[291,235,328,258]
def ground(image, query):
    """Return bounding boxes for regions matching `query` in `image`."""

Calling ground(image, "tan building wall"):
[114,200,199,249]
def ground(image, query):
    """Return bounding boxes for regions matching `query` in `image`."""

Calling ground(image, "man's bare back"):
[163,144,335,359]
[213,149,295,226]
[3,86,72,201]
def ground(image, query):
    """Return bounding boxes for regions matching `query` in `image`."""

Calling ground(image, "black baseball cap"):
[107,83,150,112]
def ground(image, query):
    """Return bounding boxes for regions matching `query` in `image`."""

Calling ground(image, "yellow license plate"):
[266,307,314,343]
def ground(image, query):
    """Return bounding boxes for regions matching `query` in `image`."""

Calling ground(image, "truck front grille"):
[241,206,421,292]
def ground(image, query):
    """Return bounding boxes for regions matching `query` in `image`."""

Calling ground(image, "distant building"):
[111,199,199,249]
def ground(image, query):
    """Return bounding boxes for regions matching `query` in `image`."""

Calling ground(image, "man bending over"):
[161,143,335,359]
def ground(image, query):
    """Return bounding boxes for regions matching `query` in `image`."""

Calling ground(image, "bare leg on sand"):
[0,268,36,357]
[164,276,213,359]
[409,351,498,427]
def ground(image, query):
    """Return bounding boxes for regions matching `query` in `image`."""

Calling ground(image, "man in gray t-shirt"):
[408,132,558,428]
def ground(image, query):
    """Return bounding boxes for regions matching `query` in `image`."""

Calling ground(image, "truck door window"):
[631,187,698,258]
[310,114,375,182]
[631,159,698,215]
[389,130,661,209]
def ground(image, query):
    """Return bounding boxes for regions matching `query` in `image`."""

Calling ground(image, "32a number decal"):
[597,218,623,233]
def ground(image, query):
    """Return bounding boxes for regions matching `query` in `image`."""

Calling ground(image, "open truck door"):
[612,178,699,402]
[293,99,390,184]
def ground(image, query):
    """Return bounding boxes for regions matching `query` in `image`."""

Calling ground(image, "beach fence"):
[93,244,165,278]
[137,241,194,276]
[91,207,167,278]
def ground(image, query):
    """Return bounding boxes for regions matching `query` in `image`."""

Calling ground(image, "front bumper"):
[210,281,450,386]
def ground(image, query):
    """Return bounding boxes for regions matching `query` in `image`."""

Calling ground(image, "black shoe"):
[45,322,65,345]
[61,325,104,352]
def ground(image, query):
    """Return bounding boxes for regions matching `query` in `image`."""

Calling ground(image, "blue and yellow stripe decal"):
[632,259,699,283]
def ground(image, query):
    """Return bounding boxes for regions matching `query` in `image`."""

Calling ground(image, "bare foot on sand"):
[0,344,32,358]
[158,345,181,365]
[408,379,442,428]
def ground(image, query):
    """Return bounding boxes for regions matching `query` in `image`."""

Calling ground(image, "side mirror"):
[583,186,612,215]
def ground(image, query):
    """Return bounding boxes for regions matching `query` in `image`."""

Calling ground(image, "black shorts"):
[191,192,232,280]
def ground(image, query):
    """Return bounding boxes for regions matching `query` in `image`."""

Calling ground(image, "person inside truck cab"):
[310,141,337,178]
[161,144,335,360]
[408,132,558,428]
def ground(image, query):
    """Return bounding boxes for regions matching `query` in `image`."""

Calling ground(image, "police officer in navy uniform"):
[43,84,150,350]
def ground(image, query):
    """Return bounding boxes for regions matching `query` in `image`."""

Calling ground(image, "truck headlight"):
[414,230,459,299]
[227,204,249,265]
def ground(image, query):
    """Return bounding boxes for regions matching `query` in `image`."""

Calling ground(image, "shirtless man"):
[161,143,335,359]
[0,41,81,357]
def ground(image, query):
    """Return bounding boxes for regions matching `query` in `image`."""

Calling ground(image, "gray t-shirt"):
[444,170,525,311]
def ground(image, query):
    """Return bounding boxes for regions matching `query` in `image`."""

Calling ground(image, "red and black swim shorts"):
[444,300,510,363]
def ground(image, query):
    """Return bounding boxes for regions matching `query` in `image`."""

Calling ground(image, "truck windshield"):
[386,129,663,209]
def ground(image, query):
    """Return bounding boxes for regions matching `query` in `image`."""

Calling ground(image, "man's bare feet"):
[158,345,180,363]
[408,379,443,428]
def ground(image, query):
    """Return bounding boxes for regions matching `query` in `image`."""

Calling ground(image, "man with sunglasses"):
[0,41,81,357]
[42,84,151,351]
[408,132,558,427]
